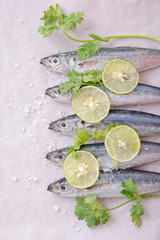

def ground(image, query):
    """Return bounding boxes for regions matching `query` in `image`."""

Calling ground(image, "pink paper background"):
[1,0,160,239]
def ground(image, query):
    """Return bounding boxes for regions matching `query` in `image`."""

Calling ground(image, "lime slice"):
[102,59,139,94]
[63,150,99,189]
[104,125,141,162]
[72,86,110,123]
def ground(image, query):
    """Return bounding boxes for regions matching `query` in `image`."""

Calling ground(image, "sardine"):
[40,47,160,74]
[46,141,160,171]
[49,110,160,136]
[45,83,160,107]
[47,169,160,198]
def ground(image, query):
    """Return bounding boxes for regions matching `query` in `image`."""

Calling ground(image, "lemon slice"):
[102,59,139,94]
[104,125,141,162]
[72,86,110,123]
[63,150,99,189]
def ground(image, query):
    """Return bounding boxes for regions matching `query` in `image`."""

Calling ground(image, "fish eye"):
[58,89,61,94]
[58,154,63,159]
[52,58,59,65]
[60,185,67,191]
[61,122,67,128]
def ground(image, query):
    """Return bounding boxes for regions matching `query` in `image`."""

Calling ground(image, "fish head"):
[40,52,77,73]
[48,115,85,134]
[46,148,68,165]
[45,86,72,102]
[47,178,80,197]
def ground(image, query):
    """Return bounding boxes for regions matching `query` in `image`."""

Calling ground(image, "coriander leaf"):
[40,4,61,20]
[39,4,61,37]
[93,131,106,139]
[131,215,141,228]
[59,12,84,30]
[100,212,110,224]
[89,33,110,43]
[59,70,83,95]
[108,123,117,132]
[77,42,100,60]
[58,81,75,94]
[74,195,110,228]
[38,26,54,38]
[121,178,137,199]
[130,202,144,228]
[71,83,81,97]
[67,70,83,83]
[82,71,102,84]
[84,195,97,203]
[130,201,144,216]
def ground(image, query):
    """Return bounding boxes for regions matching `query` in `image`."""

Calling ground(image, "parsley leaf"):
[108,123,117,132]
[67,130,106,158]
[75,195,110,227]
[121,178,137,199]
[58,70,102,97]
[77,42,100,60]
[38,4,61,37]
[82,71,102,84]
[93,131,106,139]
[130,201,144,228]
[59,12,84,30]
[59,70,82,97]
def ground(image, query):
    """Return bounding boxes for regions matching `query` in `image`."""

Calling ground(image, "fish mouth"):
[47,178,66,193]
[40,58,48,66]
[45,87,56,98]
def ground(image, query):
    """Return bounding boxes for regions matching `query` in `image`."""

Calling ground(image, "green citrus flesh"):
[63,150,99,189]
[72,86,110,123]
[104,125,141,162]
[102,59,139,94]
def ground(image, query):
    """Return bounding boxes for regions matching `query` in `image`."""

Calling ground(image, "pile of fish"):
[41,46,160,198]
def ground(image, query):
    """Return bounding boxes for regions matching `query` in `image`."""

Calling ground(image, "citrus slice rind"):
[102,59,139,95]
[72,86,110,124]
[63,150,99,189]
[104,125,141,163]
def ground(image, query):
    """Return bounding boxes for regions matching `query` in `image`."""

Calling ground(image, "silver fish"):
[47,169,160,198]
[46,141,160,171]
[45,83,160,107]
[40,47,160,74]
[49,110,160,136]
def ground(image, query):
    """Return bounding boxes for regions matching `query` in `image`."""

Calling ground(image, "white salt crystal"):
[53,205,59,212]
[12,176,18,182]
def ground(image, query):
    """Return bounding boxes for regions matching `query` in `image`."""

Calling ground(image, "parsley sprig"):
[39,4,160,60]
[75,178,160,228]
[68,129,106,158]
[59,70,102,97]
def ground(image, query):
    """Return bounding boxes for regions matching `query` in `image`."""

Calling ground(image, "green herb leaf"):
[121,178,137,199]
[39,4,61,37]
[77,42,100,60]
[38,26,54,38]
[59,70,83,96]
[59,12,84,30]
[130,201,144,228]
[93,131,106,139]
[82,71,102,84]
[74,195,110,227]
[108,123,117,132]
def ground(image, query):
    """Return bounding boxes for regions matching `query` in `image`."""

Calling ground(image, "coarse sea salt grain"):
[12,176,18,182]
[53,205,60,212]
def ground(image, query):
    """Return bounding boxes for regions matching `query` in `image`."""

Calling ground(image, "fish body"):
[47,169,160,198]
[46,141,160,171]
[40,47,160,74]
[45,83,160,107]
[49,110,160,136]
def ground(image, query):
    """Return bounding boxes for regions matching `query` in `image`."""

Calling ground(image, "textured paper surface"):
[1,0,160,239]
